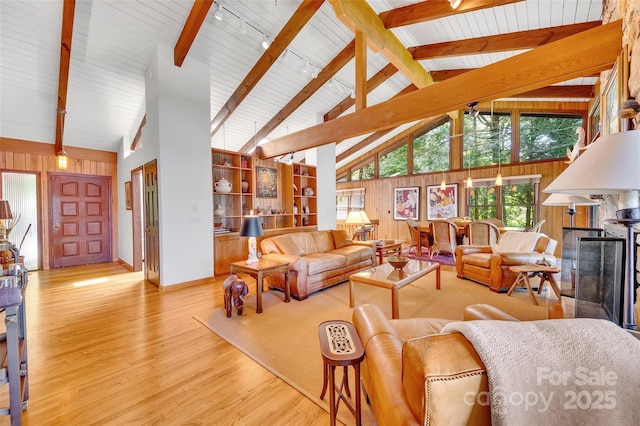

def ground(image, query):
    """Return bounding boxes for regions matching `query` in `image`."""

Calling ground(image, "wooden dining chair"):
[429,219,458,261]
[406,219,430,256]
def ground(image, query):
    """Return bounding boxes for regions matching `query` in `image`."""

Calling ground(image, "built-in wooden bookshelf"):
[212,150,318,275]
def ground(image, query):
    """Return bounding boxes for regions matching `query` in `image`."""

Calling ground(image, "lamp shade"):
[544,130,640,194]
[238,216,264,237]
[542,193,600,207]
[0,200,12,220]
[345,210,370,225]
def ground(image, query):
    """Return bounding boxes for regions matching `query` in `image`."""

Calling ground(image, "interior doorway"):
[1,171,39,270]
[143,160,160,286]
[131,167,143,272]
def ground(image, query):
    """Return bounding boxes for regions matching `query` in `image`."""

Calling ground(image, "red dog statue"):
[223,274,249,317]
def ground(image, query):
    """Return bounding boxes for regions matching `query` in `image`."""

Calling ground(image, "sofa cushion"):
[311,231,336,253]
[463,252,491,268]
[492,231,542,253]
[305,253,347,275]
[331,229,353,248]
[275,235,305,256]
[329,245,373,264]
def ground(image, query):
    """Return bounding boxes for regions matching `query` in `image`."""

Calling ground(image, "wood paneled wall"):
[0,137,118,269]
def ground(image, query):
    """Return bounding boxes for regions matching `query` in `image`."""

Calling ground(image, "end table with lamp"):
[231,215,290,313]
[345,210,371,241]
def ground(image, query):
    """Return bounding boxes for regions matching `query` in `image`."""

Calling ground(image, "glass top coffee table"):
[349,259,441,319]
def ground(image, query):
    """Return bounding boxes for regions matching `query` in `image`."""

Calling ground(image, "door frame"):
[131,167,143,272]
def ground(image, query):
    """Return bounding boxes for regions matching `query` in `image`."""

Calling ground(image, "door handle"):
[53,223,60,230]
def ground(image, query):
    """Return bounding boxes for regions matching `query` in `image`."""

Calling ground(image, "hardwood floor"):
[2,263,331,425]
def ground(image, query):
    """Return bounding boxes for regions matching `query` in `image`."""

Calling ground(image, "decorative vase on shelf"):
[293,204,298,214]
[242,181,249,193]
[214,203,225,216]
[214,177,232,193]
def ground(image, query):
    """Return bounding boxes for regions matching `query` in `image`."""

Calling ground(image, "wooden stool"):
[318,320,365,426]
[508,264,561,305]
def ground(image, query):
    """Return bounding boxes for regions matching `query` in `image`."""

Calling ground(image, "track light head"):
[214,2,224,20]
[261,34,270,50]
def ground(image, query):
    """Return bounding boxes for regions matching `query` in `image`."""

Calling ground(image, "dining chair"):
[467,220,501,246]
[429,219,458,261]
[406,219,430,256]
[526,219,545,233]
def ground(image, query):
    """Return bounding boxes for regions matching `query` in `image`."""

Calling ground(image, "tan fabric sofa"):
[455,230,557,292]
[260,230,375,300]
[353,303,517,425]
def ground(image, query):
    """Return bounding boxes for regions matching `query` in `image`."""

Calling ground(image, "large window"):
[519,113,583,161]
[350,160,374,181]
[336,188,364,220]
[379,143,408,177]
[467,175,540,229]
[463,112,511,168]
[413,120,450,174]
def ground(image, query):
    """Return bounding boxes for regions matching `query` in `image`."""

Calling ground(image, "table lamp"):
[544,129,640,330]
[345,210,371,241]
[0,200,13,241]
[239,215,264,264]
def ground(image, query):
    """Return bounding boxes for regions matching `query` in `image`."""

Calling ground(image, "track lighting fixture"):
[467,101,479,117]
[449,0,462,9]
[214,1,224,20]
[261,34,270,50]
[350,89,355,99]
[311,66,318,79]
[238,19,247,35]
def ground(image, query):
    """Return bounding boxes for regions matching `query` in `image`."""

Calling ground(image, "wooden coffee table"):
[230,258,290,314]
[374,241,402,265]
[349,259,440,319]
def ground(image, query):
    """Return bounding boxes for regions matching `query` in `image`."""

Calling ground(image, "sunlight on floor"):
[73,277,108,287]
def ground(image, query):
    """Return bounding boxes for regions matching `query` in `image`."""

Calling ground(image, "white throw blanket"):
[441,319,640,426]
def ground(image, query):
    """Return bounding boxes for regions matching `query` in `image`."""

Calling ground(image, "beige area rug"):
[194,267,550,425]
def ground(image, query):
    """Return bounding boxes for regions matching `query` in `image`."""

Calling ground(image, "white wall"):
[118,44,213,286]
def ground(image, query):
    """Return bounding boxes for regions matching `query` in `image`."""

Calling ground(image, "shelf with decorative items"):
[292,163,317,228]
[212,149,253,234]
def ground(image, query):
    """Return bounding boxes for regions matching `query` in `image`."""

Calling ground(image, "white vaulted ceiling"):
[0,0,603,168]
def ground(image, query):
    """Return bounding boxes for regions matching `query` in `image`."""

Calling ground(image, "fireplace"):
[575,237,625,325]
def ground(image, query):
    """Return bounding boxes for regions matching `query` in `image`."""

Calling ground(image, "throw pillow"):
[331,230,353,248]
[275,236,304,256]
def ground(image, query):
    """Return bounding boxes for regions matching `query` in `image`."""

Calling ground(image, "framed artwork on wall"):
[427,184,458,220]
[393,187,419,220]
[256,166,277,198]
[124,180,132,210]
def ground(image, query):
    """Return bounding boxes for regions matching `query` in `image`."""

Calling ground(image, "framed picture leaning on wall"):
[393,186,419,220]
[427,184,458,220]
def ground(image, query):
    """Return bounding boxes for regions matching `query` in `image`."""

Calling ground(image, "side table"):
[318,320,365,426]
[508,264,561,305]
[374,241,402,265]
[229,258,290,314]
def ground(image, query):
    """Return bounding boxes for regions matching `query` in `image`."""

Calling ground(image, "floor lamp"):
[543,193,600,294]
[544,130,640,330]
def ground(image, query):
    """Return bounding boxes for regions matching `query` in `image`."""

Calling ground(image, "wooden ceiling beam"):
[55,0,76,154]
[174,0,213,67]
[379,0,523,29]
[256,21,621,159]
[239,40,356,153]
[324,63,398,121]
[329,0,433,88]
[210,0,324,136]
[410,21,601,60]
[511,85,595,99]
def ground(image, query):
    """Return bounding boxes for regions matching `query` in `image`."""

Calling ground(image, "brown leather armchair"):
[353,303,517,425]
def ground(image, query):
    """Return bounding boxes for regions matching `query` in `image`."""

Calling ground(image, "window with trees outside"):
[463,112,511,168]
[413,120,451,174]
[351,160,374,181]
[519,113,583,161]
[467,176,540,229]
[379,142,408,177]
[336,188,364,220]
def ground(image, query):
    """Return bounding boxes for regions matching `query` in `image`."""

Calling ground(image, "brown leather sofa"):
[455,230,557,292]
[352,303,518,425]
[260,230,374,300]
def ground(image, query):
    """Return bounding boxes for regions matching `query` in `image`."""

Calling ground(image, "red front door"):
[50,173,112,268]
